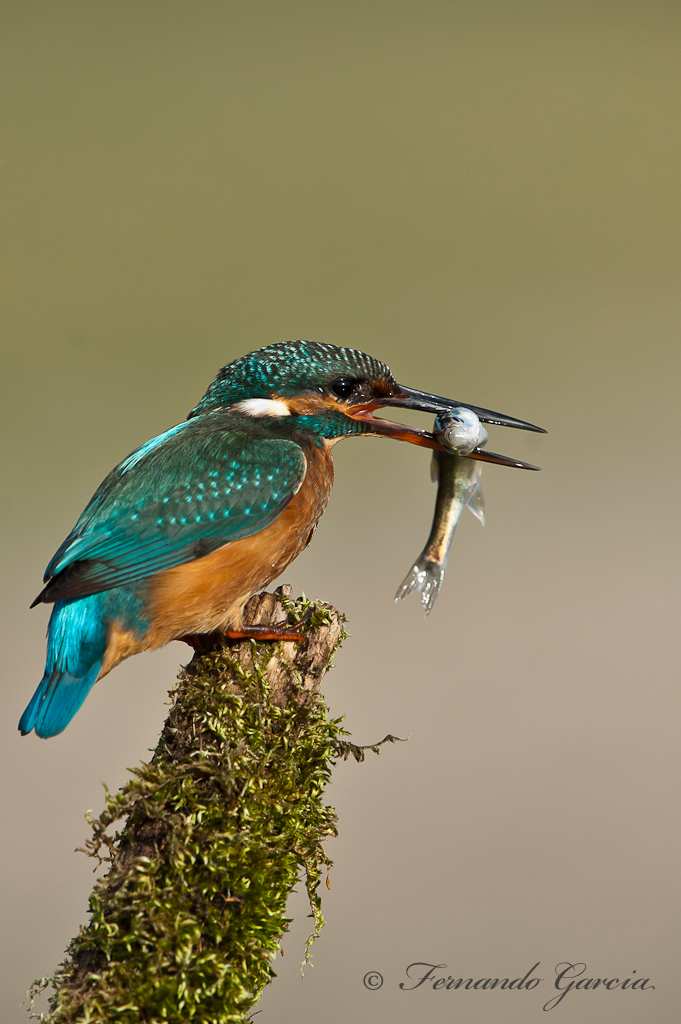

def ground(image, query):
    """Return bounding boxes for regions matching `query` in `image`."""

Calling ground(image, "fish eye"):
[331,378,355,399]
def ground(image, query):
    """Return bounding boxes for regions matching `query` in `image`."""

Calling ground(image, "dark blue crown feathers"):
[188,340,394,418]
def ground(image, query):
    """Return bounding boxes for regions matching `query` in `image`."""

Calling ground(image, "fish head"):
[435,408,489,455]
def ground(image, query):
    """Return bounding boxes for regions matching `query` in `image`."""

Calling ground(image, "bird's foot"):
[179,616,307,652]
[224,623,306,643]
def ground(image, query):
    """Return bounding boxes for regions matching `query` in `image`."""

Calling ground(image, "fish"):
[395,407,488,615]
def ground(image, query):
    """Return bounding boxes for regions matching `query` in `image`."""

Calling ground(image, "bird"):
[19,340,544,738]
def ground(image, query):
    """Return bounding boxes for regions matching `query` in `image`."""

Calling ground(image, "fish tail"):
[20,596,107,738]
[394,558,445,616]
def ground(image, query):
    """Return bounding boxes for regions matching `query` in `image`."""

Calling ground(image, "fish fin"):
[466,482,486,526]
[395,559,445,616]
[19,663,102,738]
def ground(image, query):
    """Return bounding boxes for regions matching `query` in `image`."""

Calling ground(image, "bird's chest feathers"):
[144,442,334,642]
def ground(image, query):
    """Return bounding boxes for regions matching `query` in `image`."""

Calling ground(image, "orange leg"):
[179,623,305,650]
[225,623,306,642]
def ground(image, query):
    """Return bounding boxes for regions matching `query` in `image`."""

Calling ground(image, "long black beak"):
[347,385,545,470]
[384,385,547,433]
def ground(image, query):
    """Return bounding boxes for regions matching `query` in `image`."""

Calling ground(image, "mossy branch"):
[31,586,354,1024]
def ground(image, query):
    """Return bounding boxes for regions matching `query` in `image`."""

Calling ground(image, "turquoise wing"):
[36,416,307,603]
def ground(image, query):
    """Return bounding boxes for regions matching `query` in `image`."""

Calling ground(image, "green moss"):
[36,598,349,1024]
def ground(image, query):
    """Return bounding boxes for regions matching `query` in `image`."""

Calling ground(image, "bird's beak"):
[346,385,546,471]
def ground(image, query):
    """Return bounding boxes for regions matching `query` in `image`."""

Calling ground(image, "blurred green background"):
[1,3,679,1022]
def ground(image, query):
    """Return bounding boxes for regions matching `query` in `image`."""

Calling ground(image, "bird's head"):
[188,340,545,468]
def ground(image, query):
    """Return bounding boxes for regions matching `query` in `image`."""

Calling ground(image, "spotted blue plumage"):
[38,411,307,603]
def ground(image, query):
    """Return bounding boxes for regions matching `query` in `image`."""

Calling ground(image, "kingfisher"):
[20,340,543,738]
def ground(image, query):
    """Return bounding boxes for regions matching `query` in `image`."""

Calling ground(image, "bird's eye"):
[331,378,355,399]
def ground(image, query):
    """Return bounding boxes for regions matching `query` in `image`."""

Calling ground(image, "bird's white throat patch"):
[234,398,291,417]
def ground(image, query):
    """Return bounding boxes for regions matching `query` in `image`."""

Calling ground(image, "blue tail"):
[20,595,108,738]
